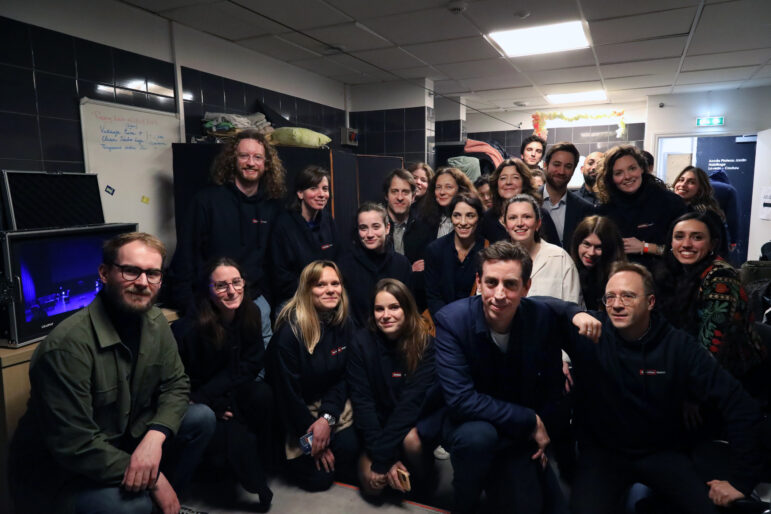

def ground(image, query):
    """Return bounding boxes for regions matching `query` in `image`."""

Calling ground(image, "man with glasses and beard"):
[169,129,286,346]
[10,232,215,514]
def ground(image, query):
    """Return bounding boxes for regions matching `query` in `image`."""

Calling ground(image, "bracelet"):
[642,242,648,255]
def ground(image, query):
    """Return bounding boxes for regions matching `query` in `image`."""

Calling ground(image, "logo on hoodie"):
[639,369,666,375]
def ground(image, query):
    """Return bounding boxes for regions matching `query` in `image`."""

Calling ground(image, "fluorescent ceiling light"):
[546,90,607,104]
[489,21,589,57]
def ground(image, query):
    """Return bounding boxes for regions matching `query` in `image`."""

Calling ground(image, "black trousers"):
[441,418,569,514]
[570,444,721,514]
[285,426,359,492]
[203,380,274,499]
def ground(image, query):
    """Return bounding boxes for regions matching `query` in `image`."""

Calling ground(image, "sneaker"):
[179,506,207,514]
[433,445,450,460]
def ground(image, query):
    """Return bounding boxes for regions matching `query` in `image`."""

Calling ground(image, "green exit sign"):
[696,116,725,127]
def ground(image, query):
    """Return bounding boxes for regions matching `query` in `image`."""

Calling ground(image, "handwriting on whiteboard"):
[96,111,169,152]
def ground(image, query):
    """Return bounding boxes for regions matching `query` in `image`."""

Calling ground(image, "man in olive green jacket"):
[10,232,215,514]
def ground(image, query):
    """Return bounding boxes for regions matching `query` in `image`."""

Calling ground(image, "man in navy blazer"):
[434,241,597,513]
[540,142,595,248]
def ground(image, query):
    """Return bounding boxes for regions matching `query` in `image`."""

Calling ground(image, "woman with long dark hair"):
[272,165,341,307]
[337,202,412,327]
[348,279,442,497]
[653,211,765,386]
[672,166,723,216]
[269,260,359,491]
[479,158,559,244]
[424,194,488,317]
[172,257,274,505]
[596,145,687,268]
[569,216,626,310]
[408,162,435,213]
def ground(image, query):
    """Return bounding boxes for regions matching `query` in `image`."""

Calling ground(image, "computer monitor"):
[0,223,137,347]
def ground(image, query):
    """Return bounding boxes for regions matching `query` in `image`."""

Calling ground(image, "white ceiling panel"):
[361,8,480,46]
[284,22,392,53]
[350,47,426,69]
[688,0,771,54]
[239,35,321,61]
[581,0,699,20]
[741,77,771,87]
[541,81,604,94]
[434,79,471,94]
[323,0,448,20]
[510,49,597,72]
[595,37,687,64]
[471,86,540,101]
[677,66,760,85]
[589,8,696,45]
[290,56,359,77]
[464,0,580,34]
[459,74,533,92]
[672,81,746,94]
[531,66,602,85]
[233,0,352,30]
[326,53,391,75]
[434,58,515,80]
[125,0,212,12]
[683,49,771,71]
[403,37,501,65]
[392,66,448,80]
[604,75,674,89]
[601,58,680,79]
[163,2,286,40]
[608,86,672,101]
[755,64,771,78]
[330,73,383,85]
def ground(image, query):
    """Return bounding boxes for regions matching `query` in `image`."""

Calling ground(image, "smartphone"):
[396,468,411,492]
[299,432,313,455]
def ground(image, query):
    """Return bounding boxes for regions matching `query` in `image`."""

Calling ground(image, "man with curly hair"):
[170,129,286,346]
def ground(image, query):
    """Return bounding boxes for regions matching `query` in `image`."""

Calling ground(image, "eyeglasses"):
[211,278,245,294]
[111,263,163,284]
[601,292,641,307]
[236,153,265,163]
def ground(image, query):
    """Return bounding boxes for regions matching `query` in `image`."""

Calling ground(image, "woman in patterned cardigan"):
[653,211,766,399]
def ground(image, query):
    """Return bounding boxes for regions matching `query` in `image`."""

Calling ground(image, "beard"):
[103,281,157,314]
[584,173,597,187]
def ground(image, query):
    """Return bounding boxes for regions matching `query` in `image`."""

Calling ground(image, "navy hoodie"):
[559,308,762,495]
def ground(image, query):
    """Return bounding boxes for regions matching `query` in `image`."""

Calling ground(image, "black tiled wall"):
[181,66,346,148]
[0,16,177,173]
[348,106,429,167]
[466,122,645,160]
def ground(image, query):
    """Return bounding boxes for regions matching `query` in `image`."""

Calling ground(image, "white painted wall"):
[466,101,647,132]
[435,96,466,121]
[748,128,771,260]
[349,79,431,111]
[1,0,346,109]
[645,87,771,151]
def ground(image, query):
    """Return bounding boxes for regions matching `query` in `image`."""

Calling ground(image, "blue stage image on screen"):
[17,235,104,323]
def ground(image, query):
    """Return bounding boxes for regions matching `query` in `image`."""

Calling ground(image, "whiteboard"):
[80,97,181,255]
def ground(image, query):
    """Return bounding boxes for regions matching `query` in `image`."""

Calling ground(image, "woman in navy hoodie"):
[271,165,341,307]
[337,202,412,327]
[348,278,442,497]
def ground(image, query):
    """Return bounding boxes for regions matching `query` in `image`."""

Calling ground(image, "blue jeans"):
[255,295,272,380]
[73,403,216,514]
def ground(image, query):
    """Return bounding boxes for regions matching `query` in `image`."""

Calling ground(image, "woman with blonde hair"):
[269,260,358,491]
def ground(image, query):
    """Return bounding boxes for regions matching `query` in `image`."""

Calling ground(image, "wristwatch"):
[321,412,337,427]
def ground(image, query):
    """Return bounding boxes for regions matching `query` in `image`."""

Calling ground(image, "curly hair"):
[420,167,480,225]
[595,145,650,204]
[490,158,540,218]
[210,129,286,199]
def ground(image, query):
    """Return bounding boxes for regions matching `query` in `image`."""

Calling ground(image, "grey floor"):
[183,459,455,514]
